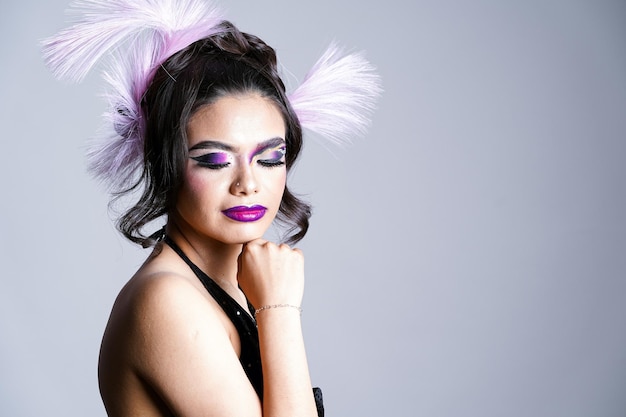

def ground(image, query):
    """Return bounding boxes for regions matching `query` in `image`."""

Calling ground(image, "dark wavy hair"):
[116,21,311,248]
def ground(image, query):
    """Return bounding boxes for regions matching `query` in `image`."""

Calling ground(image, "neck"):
[165,219,242,287]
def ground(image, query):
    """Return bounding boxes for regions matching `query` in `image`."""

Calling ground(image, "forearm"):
[256,308,317,417]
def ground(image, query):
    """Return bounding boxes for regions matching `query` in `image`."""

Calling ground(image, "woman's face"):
[174,93,287,245]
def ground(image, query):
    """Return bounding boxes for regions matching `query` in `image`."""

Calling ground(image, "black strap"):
[163,236,324,414]
[163,236,263,398]
[164,236,255,321]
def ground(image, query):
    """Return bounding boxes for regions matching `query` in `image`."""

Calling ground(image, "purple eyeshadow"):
[192,145,285,167]
[203,152,229,164]
[265,150,285,160]
[191,151,232,167]
[249,142,286,163]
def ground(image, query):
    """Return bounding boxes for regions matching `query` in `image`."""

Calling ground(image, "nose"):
[230,163,258,195]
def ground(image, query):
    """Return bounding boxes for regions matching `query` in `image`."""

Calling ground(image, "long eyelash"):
[191,156,230,170]
[198,162,230,170]
[258,160,286,168]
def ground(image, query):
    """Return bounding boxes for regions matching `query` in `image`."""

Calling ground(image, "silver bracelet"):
[254,304,302,316]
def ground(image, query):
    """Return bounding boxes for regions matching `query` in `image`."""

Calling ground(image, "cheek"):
[185,169,208,195]
[178,167,221,209]
[278,170,287,188]
[268,169,287,195]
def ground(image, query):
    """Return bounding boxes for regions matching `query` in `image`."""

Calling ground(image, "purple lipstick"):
[222,205,267,222]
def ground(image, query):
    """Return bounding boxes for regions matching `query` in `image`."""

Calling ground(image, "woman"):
[43,1,379,416]
[97,27,319,416]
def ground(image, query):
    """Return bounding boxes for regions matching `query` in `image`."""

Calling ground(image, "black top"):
[164,236,324,416]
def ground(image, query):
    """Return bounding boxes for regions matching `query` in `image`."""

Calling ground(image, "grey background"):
[1,0,625,416]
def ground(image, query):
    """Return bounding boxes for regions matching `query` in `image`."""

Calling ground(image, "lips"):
[222,205,267,222]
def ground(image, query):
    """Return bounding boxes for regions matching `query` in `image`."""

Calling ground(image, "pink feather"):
[42,0,225,189]
[42,0,224,82]
[288,42,382,146]
[43,1,381,190]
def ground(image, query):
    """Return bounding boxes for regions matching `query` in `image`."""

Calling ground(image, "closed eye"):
[191,152,231,169]
[257,147,286,168]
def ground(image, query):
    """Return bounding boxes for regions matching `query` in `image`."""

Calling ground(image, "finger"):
[245,238,268,249]
[237,246,244,272]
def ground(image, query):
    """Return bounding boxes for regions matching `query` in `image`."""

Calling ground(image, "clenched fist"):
[237,239,305,310]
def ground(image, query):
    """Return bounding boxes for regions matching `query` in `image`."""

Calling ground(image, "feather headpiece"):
[43,0,381,189]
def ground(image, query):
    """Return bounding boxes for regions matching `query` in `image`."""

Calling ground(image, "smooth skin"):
[98,94,318,417]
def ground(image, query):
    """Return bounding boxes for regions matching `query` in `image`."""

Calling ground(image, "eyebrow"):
[189,140,236,152]
[189,137,286,156]
[250,137,286,160]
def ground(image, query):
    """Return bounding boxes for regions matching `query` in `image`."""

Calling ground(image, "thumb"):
[237,243,247,278]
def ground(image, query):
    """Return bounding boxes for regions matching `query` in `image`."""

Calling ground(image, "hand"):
[237,239,305,309]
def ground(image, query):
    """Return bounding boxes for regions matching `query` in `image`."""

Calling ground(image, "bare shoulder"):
[99,253,261,416]
[118,267,213,331]
[100,263,226,371]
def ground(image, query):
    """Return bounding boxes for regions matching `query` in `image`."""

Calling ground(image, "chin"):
[214,223,271,245]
